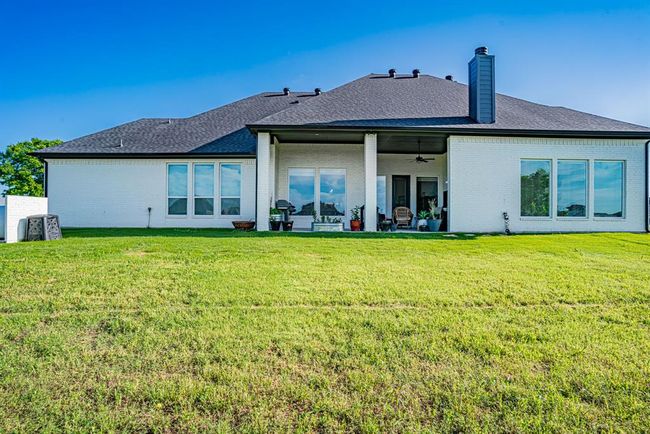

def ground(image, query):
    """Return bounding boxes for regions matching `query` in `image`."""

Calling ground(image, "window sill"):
[519,217,552,221]
[593,217,626,222]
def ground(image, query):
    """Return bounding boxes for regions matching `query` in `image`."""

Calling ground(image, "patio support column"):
[364,133,377,232]
[256,132,271,231]
[269,143,276,205]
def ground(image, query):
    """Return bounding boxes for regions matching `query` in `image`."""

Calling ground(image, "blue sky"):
[1,0,649,155]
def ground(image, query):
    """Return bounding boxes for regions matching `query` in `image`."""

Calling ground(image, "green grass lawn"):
[1,229,649,432]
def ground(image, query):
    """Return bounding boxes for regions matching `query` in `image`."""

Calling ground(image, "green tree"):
[0,138,61,197]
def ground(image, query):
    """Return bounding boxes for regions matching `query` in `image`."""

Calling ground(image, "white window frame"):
[593,160,626,220]
[192,163,216,218]
[556,159,589,220]
[319,168,347,218]
[288,167,348,220]
[219,163,242,217]
[166,163,190,218]
[519,158,553,220]
[288,167,316,219]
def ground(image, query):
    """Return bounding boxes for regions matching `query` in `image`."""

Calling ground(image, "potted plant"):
[427,209,442,232]
[270,208,282,221]
[350,206,362,231]
[311,215,344,232]
[417,210,430,231]
[270,207,282,231]
[426,199,442,232]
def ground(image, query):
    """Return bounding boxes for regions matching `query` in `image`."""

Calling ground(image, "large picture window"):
[594,161,625,218]
[289,168,315,216]
[167,164,188,215]
[520,159,551,217]
[194,164,214,216]
[220,164,241,215]
[319,169,346,216]
[557,160,587,217]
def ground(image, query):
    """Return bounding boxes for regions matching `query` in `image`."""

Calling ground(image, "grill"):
[275,200,295,222]
[275,200,296,231]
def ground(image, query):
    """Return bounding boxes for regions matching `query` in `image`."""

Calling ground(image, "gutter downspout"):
[44,161,48,197]
[254,136,258,230]
[646,140,650,233]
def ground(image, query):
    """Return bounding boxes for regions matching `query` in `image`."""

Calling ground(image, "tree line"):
[0,138,60,196]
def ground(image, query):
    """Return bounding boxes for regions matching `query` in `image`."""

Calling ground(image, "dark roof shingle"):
[252,74,650,134]
[38,74,650,157]
[37,92,316,156]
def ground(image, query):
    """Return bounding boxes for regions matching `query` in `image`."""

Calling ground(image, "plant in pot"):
[269,207,282,231]
[311,214,344,232]
[417,210,430,231]
[350,206,362,231]
[426,199,442,232]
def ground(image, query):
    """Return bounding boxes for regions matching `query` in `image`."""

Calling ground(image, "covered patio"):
[255,130,449,232]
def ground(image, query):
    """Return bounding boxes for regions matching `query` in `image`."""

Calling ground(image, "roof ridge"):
[252,75,374,126]
[56,118,157,145]
[185,92,272,120]
[185,90,317,121]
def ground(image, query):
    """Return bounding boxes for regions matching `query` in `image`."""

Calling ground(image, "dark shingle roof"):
[38,74,650,157]
[37,92,316,156]
[252,74,650,134]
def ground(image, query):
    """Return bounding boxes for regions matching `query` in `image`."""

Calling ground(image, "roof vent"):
[314,88,322,95]
[283,87,290,95]
[445,75,453,81]
[388,68,396,78]
[412,69,420,78]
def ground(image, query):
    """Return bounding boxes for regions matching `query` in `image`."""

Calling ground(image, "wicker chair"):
[392,206,413,229]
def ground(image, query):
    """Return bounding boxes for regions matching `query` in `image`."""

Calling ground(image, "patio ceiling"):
[272,130,448,154]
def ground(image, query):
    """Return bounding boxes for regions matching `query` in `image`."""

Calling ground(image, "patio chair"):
[392,206,413,229]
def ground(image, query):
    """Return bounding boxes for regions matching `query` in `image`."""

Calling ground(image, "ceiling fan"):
[407,139,434,163]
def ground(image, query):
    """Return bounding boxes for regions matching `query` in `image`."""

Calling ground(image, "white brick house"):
[37,48,650,233]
